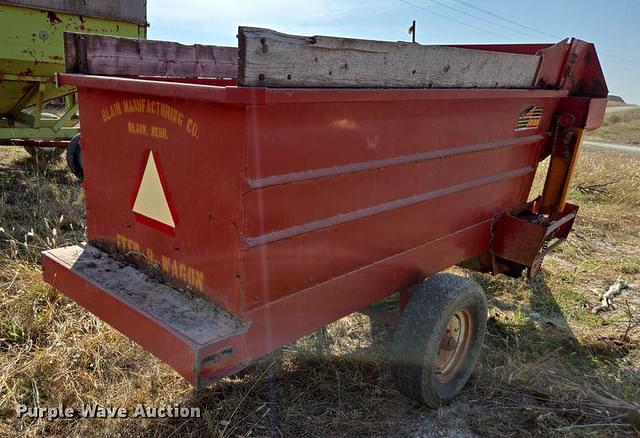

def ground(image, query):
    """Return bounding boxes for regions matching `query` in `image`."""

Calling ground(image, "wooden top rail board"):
[64,33,238,79]
[64,28,545,89]
[238,27,541,89]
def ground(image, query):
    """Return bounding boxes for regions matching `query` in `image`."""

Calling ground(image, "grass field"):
[586,108,640,145]
[1,145,639,437]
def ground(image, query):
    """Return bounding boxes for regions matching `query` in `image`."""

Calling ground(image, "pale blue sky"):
[148,0,640,103]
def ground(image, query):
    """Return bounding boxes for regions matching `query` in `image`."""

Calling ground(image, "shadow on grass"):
[466,270,639,436]
[135,304,426,437]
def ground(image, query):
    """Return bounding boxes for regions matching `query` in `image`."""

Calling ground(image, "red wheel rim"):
[434,308,473,383]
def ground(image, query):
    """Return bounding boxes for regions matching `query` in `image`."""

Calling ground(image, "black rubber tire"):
[66,133,83,181]
[23,113,66,161]
[390,273,487,408]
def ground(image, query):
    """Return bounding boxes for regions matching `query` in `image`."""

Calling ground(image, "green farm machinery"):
[0,1,146,175]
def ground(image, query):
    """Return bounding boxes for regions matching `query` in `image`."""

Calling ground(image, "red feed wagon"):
[42,28,607,406]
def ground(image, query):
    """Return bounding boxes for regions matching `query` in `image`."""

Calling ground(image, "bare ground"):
[0,146,639,437]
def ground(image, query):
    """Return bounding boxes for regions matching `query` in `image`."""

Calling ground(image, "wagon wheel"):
[66,134,83,181]
[23,113,66,161]
[390,273,487,408]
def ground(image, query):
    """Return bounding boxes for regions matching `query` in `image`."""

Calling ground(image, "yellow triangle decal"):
[132,151,176,228]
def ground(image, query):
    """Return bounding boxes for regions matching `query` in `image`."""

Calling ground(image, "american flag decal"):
[515,105,544,130]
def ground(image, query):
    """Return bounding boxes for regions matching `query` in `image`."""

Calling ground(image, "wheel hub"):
[434,309,473,383]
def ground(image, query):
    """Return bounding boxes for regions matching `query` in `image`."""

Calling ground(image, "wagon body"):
[43,32,607,388]
[0,1,145,144]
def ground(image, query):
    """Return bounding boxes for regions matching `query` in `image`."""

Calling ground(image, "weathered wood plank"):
[64,33,238,79]
[0,0,147,25]
[238,27,541,89]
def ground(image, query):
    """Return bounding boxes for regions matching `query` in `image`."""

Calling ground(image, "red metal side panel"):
[238,220,492,357]
[75,87,247,315]
[242,179,527,309]
[244,139,541,237]
[241,96,560,310]
[450,43,553,55]
[70,80,567,318]
[244,98,555,179]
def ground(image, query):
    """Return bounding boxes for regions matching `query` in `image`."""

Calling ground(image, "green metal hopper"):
[0,0,146,159]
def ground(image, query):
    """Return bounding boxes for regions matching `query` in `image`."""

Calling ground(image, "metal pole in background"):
[408,20,416,43]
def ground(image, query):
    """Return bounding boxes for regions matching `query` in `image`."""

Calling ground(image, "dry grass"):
[0,146,639,437]
[465,149,640,435]
[586,108,640,145]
